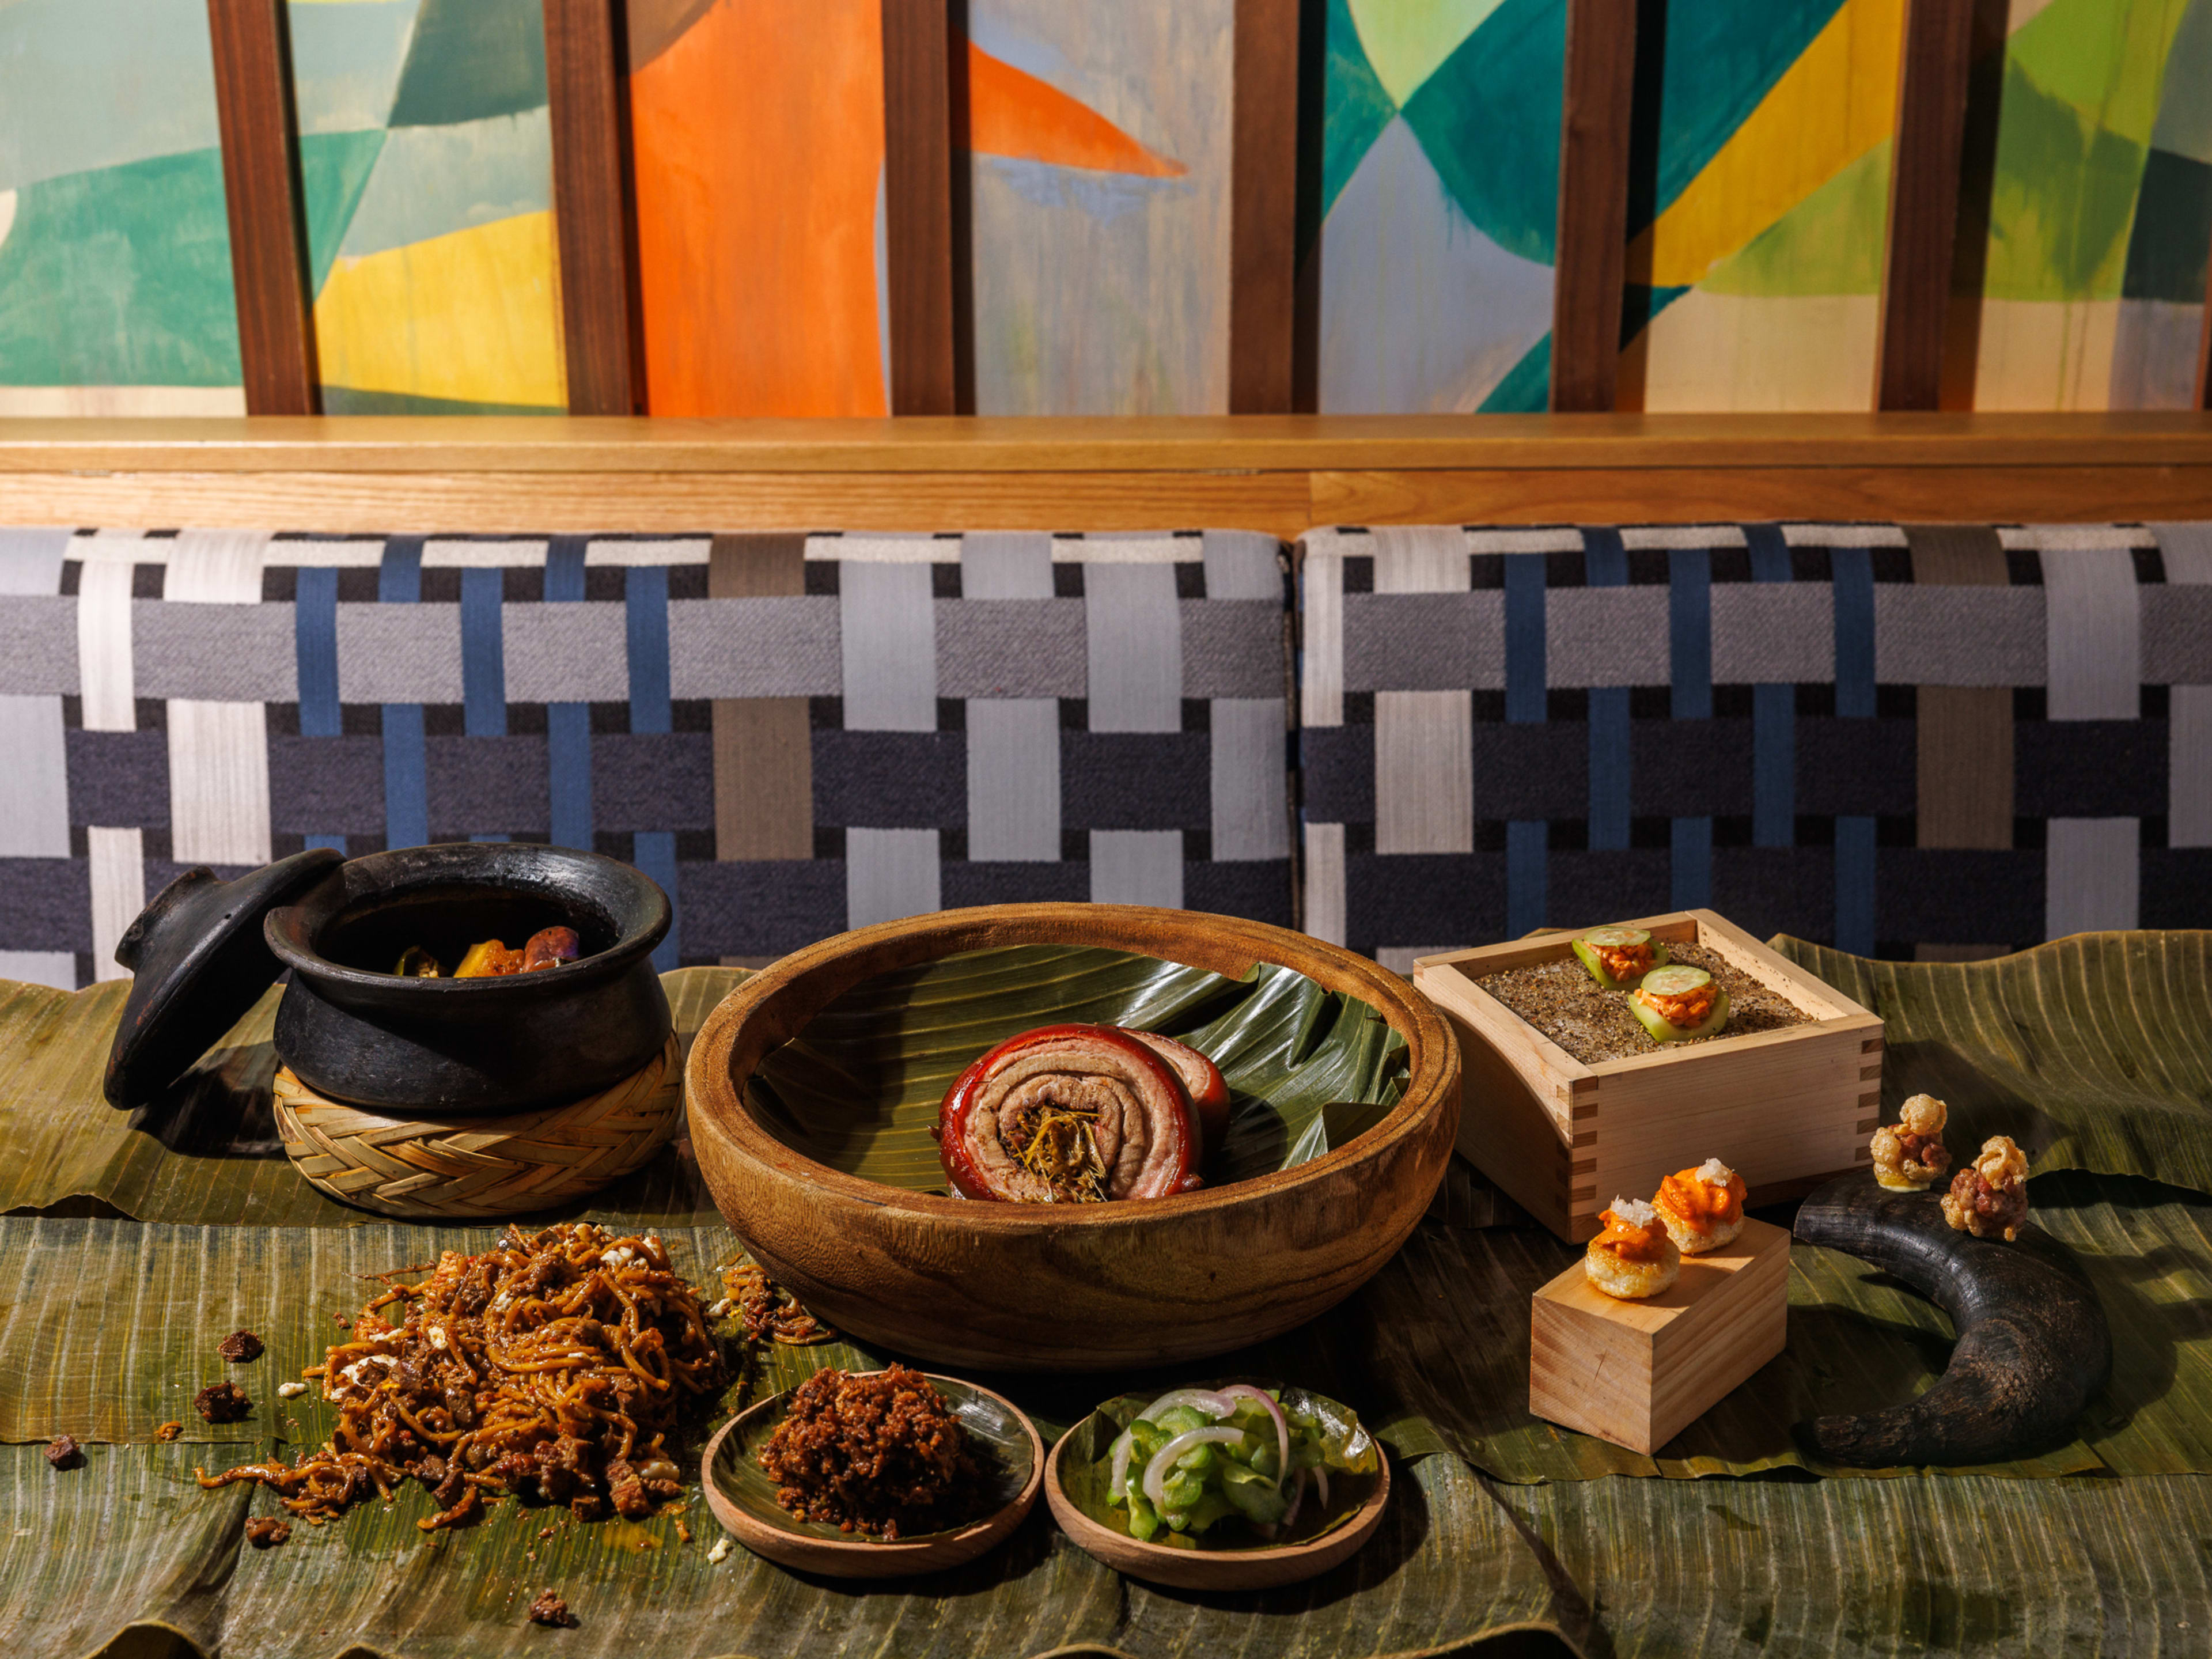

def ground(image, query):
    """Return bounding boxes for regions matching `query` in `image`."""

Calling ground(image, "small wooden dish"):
[700,1373,1043,1579]
[1043,1418,1392,1591]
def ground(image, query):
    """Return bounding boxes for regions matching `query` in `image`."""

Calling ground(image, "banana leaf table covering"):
[2,940,2209,1658]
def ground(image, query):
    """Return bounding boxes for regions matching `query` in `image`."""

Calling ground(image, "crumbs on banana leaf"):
[196,1222,724,1531]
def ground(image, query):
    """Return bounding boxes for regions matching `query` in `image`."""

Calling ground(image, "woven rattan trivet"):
[272,1032,683,1219]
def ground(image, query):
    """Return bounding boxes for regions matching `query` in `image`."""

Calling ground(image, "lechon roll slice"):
[936,1024,1201,1203]
[1120,1029,1230,1156]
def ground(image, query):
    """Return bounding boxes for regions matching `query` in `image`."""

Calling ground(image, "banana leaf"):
[0,970,749,1230]
[744,944,1408,1191]
[1777,930,2212,1200]
[1350,1168,2212,1483]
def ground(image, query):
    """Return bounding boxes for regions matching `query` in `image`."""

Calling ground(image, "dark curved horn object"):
[1791,1174,2111,1466]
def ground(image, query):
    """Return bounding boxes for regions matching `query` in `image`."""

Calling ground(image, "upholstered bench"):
[1296,521,2212,968]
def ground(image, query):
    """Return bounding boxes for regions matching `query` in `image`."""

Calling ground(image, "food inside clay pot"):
[934,1024,1225,1204]
[388,926,582,979]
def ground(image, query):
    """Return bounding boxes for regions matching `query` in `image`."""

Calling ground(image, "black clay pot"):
[263,843,673,1115]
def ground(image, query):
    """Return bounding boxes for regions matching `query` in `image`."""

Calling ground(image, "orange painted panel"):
[967,43,1185,177]
[630,0,887,416]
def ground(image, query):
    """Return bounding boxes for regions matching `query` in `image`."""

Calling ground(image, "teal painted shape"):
[1321,116,1553,411]
[339,109,554,260]
[299,130,388,295]
[1324,0,1399,221]
[0,0,223,192]
[320,385,560,416]
[386,0,548,128]
[1630,0,1846,236]
[1478,332,1550,412]
[2121,148,2212,304]
[2151,0,2212,165]
[0,149,240,385]
[1399,0,1566,263]
[286,0,423,136]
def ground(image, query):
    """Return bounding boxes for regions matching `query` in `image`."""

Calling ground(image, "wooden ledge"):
[3,412,2211,474]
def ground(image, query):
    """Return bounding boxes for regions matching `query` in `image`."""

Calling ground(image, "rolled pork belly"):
[937,1024,1200,1203]
[1121,1029,1230,1156]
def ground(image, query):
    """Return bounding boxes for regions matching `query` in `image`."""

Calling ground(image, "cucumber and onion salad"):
[1104,1385,1377,1544]
[1570,925,1668,989]
[1630,964,1730,1043]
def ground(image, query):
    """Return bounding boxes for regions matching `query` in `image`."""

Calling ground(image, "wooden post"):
[1550,0,1637,413]
[1229,0,1301,414]
[205,0,319,415]
[543,0,641,415]
[1876,0,1978,411]
[881,0,960,415]
[2198,243,2212,411]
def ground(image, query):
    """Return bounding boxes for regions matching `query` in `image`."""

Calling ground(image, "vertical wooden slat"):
[1550,0,1637,414]
[882,0,959,415]
[205,0,318,415]
[1229,0,1302,414]
[543,0,640,415]
[1876,0,1978,411]
[2198,249,2212,410]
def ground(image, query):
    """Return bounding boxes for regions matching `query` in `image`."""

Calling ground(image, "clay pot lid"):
[103,847,344,1111]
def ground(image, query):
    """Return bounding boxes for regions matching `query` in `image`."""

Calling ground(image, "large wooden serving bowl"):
[685,904,1460,1372]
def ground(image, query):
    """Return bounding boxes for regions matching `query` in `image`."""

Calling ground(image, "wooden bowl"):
[1044,1418,1392,1590]
[700,1373,1043,1578]
[684,903,1460,1372]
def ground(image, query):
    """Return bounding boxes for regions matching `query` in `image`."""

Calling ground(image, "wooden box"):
[1529,1215,1791,1455]
[1414,910,1882,1242]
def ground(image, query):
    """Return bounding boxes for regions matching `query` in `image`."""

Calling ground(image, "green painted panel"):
[1700,138,1891,298]
[298,128,387,295]
[0,149,239,387]
[385,0,548,128]
[285,0,423,136]
[320,385,563,416]
[1986,55,2148,302]
[2006,0,2191,150]
[1323,0,1399,221]
[0,0,224,194]
[1398,0,1565,263]
[1477,331,1550,412]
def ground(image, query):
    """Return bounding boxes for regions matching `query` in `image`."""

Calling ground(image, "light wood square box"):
[1529,1215,1791,1455]
[1414,910,1883,1243]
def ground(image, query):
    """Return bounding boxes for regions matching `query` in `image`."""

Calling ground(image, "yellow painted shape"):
[1632,0,1904,290]
[1346,0,1509,105]
[313,210,567,408]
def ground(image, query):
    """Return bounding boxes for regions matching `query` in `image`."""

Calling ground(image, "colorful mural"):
[967,0,1235,415]
[287,0,567,414]
[1318,0,1566,414]
[0,0,244,414]
[1624,0,1904,412]
[628,0,887,417]
[1972,0,2211,411]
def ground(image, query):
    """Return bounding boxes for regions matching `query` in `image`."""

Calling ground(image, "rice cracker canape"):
[1653,1158,1748,1254]
[1584,1198,1681,1300]
[1870,1093,1951,1192]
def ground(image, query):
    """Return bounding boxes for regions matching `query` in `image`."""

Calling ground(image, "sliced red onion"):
[1138,1388,1237,1422]
[1141,1427,1247,1512]
[1313,1465,1330,1508]
[1217,1385,1289,1486]
[1279,1466,1308,1531]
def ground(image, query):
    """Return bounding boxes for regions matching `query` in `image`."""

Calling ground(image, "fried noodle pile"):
[197,1222,725,1531]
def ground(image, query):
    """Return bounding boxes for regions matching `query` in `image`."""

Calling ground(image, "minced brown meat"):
[757,1365,978,1540]
[44,1435,81,1470]
[218,1330,264,1363]
[1945,1168,2029,1241]
[528,1590,575,1627]
[244,1517,290,1548]
[195,1382,251,1423]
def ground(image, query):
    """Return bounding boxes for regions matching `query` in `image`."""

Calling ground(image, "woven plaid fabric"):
[0,528,1291,988]
[1298,522,2212,969]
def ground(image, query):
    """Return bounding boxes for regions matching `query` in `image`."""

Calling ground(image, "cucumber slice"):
[1582,926,1650,948]
[1630,986,1730,1043]
[1570,936,1669,989]
[1639,964,1712,998]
